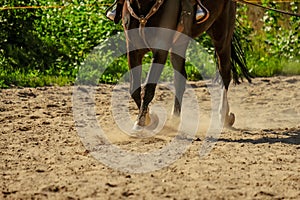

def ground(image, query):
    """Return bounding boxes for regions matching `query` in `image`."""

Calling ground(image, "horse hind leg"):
[170,43,189,117]
[219,85,235,127]
[170,0,193,117]
[213,48,235,127]
[214,49,236,127]
[207,3,236,127]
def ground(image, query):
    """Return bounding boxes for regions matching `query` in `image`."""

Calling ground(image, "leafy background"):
[0,0,299,88]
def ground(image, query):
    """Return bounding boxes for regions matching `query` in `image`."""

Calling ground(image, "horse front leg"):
[128,50,148,110]
[134,50,168,129]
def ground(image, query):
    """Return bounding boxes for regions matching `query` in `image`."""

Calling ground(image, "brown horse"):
[121,0,251,131]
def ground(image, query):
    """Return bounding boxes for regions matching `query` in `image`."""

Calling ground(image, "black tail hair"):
[230,29,253,84]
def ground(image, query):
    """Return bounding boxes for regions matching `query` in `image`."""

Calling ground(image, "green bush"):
[0,1,299,88]
[0,0,125,87]
[237,1,300,77]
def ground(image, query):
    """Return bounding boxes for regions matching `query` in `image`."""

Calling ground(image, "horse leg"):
[170,43,189,116]
[210,44,235,127]
[128,49,148,110]
[135,49,168,127]
[170,0,193,116]
[207,2,236,127]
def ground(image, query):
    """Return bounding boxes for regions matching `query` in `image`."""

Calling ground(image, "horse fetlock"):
[218,108,234,127]
[172,101,181,117]
[137,110,151,127]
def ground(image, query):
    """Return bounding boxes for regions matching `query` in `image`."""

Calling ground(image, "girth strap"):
[126,0,165,48]
[126,0,165,28]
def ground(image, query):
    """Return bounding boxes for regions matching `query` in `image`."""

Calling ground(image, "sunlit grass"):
[0,69,73,88]
[247,55,300,77]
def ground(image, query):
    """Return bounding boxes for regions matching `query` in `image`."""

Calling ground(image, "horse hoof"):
[132,121,144,133]
[132,112,159,134]
[145,112,159,131]
[225,112,235,127]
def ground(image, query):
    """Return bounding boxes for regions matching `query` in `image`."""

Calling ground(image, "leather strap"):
[126,0,165,27]
[126,0,165,48]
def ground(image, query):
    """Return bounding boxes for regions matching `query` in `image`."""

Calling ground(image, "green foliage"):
[0,0,124,87]
[237,1,300,77]
[0,1,299,88]
[0,0,43,71]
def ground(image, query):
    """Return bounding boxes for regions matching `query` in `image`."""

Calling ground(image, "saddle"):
[106,0,209,26]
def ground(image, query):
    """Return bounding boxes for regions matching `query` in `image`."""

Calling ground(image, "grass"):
[1,56,299,89]
[247,55,300,77]
[0,69,73,88]
[281,61,300,75]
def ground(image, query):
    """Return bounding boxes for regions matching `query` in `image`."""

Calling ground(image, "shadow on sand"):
[218,128,300,146]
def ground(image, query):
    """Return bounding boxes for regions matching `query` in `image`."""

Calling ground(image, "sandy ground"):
[1,76,300,199]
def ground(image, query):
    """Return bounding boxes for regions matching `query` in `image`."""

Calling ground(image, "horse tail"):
[230,29,253,84]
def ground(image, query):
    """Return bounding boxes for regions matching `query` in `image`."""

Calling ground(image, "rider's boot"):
[107,0,205,23]
[106,9,116,21]
[106,0,124,24]
[196,5,205,21]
